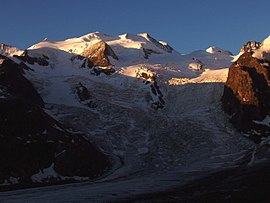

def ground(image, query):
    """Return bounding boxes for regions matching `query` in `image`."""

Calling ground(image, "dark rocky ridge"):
[222,51,270,142]
[141,33,173,53]
[71,54,94,69]
[0,55,43,106]
[240,40,261,53]
[14,50,49,66]
[0,56,111,187]
[136,70,165,109]
[142,48,161,59]
[75,82,97,108]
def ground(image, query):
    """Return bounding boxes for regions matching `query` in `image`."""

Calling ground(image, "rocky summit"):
[222,43,270,142]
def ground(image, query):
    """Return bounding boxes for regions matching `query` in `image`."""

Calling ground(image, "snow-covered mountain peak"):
[28,32,175,59]
[80,32,118,43]
[206,46,232,55]
[23,31,233,74]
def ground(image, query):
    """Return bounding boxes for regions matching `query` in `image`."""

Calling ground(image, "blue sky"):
[1,0,270,54]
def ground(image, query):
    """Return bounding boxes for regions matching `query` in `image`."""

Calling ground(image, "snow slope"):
[252,36,270,61]
[0,32,258,201]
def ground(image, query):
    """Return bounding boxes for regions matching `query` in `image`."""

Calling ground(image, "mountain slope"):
[0,32,261,201]
[0,55,111,188]
[222,38,270,142]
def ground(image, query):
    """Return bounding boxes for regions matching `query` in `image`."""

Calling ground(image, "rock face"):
[76,82,91,102]
[0,57,111,187]
[135,69,165,109]
[75,82,97,108]
[0,55,43,106]
[71,55,94,69]
[240,40,261,53]
[91,66,116,75]
[81,41,118,67]
[142,48,161,59]
[14,50,49,66]
[222,51,270,142]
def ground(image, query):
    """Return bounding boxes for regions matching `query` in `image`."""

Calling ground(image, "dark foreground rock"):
[221,52,270,142]
[0,57,111,188]
[120,161,270,203]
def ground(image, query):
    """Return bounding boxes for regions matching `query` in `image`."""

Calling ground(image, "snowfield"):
[0,32,258,202]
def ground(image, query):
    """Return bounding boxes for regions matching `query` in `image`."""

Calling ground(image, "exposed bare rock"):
[240,40,261,53]
[0,57,111,188]
[142,48,161,59]
[75,82,97,108]
[150,81,165,109]
[136,69,165,109]
[138,33,173,53]
[71,55,94,69]
[81,41,118,67]
[222,52,270,142]
[0,55,44,107]
[0,99,110,182]
[91,66,116,76]
[14,50,49,66]
[76,82,91,102]
[188,58,205,71]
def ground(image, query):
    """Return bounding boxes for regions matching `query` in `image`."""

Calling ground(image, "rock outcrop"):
[0,57,111,187]
[14,50,49,66]
[75,82,97,108]
[138,33,173,53]
[81,41,118,67]
[240,40,261,53]
[222,51,270,142]
[91,66,116,75]
[71,55,94,69]
[142,48,161,59]
[0,55,43,106]
[136,68,165,109]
